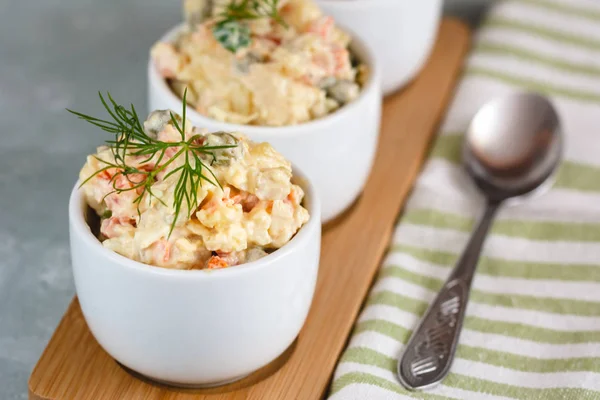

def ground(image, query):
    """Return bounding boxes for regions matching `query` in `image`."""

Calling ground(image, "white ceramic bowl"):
[148,24,382,223]
[315,0,443,94]
[68,170,321,387]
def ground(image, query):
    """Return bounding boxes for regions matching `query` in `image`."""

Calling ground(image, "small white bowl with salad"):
[68,97,321,387]
[148,0,382,222]
[316,0,443,94]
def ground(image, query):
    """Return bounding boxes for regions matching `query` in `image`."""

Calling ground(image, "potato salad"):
[151,0,367,126]
[79,110,309,270]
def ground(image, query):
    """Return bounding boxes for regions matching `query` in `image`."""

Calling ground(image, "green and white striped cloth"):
[329,0,600,398]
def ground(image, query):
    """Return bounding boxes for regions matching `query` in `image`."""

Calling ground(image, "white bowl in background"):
[316,0,443,95]
[148,24,382,223]
[69,169,321,387]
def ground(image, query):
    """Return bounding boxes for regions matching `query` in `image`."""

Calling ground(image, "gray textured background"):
[0,0,491,398]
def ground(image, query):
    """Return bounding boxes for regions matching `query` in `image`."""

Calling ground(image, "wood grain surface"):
[29,18,470,400]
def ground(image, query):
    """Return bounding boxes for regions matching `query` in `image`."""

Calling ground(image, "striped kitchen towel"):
[329,0,600,399]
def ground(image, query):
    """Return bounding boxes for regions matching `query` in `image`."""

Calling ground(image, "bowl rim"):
[148,22,381,137]
[69,164,321,278]
[314,0,442,8]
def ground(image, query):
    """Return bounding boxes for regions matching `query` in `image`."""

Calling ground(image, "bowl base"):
[146,374,251,389]
[120,362,251,389]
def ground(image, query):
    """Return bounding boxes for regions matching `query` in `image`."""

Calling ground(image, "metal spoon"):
[397,92,563,391]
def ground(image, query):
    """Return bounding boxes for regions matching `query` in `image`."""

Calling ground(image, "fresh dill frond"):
[218,0,287,25]
[68,89,237,237]
[212,0,288,52]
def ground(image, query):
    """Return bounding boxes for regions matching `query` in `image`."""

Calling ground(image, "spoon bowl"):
[464,92,562,202]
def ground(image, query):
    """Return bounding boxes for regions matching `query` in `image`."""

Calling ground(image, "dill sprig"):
[68,89,237,237]
[218,0,287,26]
[212,0,287,52]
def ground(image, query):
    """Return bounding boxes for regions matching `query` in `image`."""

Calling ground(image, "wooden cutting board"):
[29,18,470,400]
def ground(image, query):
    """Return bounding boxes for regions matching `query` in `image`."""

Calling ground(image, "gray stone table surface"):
[0,0,491,398]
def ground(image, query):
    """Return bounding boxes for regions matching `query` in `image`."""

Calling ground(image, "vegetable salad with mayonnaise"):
[79,110,309,270]
[151,0,367,126]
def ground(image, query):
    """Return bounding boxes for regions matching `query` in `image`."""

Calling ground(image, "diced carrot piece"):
[151,239,172,263]
[100,216,135,238]
[332,47,350,74]
[112,173,144,190]
[306,16,334,40]
[206,256,228,269]
[98,170,113,180]
[264,35,282,46]
[312,52,334,75]
[299,74,314,86]
[162,240,172,263]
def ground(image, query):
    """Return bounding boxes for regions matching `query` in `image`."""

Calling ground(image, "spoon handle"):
[397,201,500,391]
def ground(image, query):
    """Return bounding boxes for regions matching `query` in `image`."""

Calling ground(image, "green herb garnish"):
[68,89,237,237]
[213,20,252,52]
[212,0,287,52]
